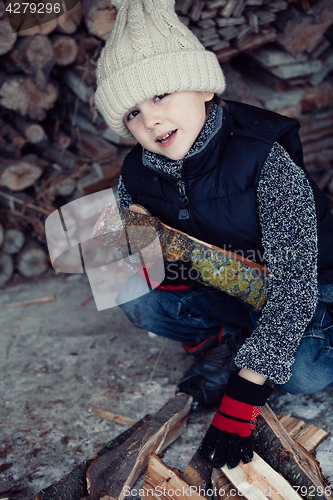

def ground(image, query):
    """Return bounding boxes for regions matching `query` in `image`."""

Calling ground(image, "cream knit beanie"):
[95,0,226,139]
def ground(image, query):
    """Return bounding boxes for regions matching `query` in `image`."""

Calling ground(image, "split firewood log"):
[17,241,48,278]
[35,415,151,500]
[2,228,25,254]
[82,0,117,40]
[51,34,79,66]
[277,413,329,454]
[252,405,332,500]
[92,204,268,310]
[10,35,55,90]
[182,439,213,492]
[86,393,192,500]
[0,76,59,121]
[0,20,17,55]
[143,455,207,500]
[0,252,14,287]
[56,0,83,34]
[0,161,43,191]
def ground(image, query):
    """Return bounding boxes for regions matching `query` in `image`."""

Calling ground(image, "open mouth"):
[156,130,177,143]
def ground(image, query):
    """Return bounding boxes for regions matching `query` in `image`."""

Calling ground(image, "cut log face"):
[24,123,47,144]
[86,393,192,500]
[82,0,117,40]
[52,35,79,66]
[0,162,43,191]
[18,244,48,278]
[0,76,59,120]
[2,229,25,254]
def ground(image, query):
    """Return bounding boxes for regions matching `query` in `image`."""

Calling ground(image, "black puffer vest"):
[122,101,333,284]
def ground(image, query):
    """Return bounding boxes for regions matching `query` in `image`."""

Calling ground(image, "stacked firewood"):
[0,1,136,286]
[0,0,332,287]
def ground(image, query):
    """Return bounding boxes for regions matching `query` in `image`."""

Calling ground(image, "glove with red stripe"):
[199,371,273,469]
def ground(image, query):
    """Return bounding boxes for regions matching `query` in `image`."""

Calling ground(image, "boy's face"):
[124,91,214,161]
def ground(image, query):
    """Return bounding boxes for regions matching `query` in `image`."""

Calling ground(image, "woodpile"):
[176,0,333,189]
[36,396,331,500]
[0,2,134,286]
[0,0,332,287]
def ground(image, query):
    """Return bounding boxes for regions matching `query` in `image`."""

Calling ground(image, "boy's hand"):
[199,371,272,469]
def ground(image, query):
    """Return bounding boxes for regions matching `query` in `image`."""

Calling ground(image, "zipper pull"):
[178,180,189,220]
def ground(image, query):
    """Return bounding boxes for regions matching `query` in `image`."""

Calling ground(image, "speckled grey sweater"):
[117,107,318,385]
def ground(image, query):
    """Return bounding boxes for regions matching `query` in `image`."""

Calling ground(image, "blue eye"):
[127,109,139,121]
[155,94,168,101]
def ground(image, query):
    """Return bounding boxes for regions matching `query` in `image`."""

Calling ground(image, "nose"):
[142,109,163,131]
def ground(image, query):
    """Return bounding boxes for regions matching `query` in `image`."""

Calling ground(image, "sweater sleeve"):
[117,174,133,208]
[234,142,318,385]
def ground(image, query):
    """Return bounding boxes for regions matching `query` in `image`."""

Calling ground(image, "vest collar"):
[142,102,224,180]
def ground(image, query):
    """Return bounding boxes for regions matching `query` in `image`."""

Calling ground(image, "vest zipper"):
[178,180,189,220]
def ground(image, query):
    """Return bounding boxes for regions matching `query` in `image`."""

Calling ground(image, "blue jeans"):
[117,273,333,395]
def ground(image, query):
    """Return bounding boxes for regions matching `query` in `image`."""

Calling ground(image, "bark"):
[92,204,268,310]
[182,441,213,491]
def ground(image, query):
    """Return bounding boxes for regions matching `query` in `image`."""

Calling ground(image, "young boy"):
[95,0,333,469]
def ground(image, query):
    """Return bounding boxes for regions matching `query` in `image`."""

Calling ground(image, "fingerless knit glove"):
[199,371,273,469]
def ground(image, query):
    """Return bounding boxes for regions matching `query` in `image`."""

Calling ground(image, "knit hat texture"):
[95,0,226,139]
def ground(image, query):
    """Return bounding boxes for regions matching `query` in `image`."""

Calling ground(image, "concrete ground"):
[1,271,333,500]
